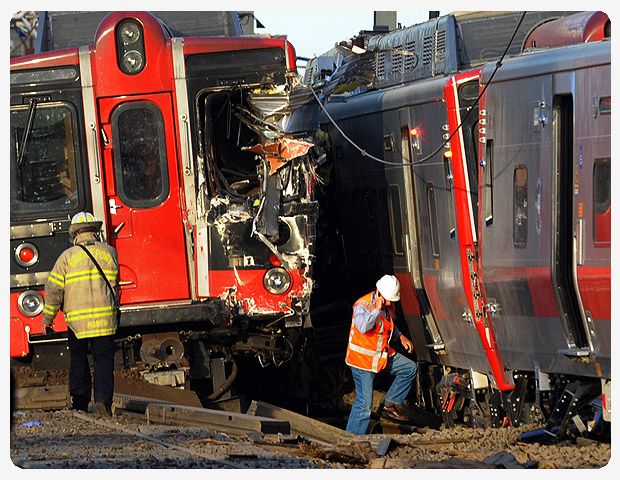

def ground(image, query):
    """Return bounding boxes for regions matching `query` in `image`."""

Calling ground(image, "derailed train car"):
[307,11,610,436]
[10,11,319,399]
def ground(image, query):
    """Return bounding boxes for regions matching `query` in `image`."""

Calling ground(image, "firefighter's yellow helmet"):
[69,211,103,237]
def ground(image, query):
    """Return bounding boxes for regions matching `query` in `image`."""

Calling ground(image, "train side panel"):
[478,41,610,378]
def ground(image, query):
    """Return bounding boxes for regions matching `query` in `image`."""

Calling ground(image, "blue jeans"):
[346,352,417,434]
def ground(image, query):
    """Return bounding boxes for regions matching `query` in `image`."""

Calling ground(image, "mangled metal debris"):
[192,71,319,319]
[243,137,314,175]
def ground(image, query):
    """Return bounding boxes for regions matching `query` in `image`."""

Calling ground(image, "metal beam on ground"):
[145,403,290,436]
[246,400,355,445]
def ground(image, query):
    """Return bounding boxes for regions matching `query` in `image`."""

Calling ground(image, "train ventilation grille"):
[375,51,387,79]
[422,35,433,65]
[435,30,446,62]
[392,43,403,74]
[403,39,417,70]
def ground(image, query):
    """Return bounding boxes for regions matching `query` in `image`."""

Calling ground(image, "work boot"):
[71,396,90,413]
[95,402,113,417]
[382,403,410,423]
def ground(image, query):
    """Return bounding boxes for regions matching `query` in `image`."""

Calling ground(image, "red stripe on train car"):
[394,272,421,317]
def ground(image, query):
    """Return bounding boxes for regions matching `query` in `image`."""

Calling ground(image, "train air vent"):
[404,39,417,70]
[375,51,386,79]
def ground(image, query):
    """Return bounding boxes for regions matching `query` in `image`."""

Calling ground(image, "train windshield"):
[10,102,80,217]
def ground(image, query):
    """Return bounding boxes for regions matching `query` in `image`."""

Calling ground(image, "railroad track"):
[73,412,241,468]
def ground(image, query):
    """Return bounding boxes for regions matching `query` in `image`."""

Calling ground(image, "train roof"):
[305,11,599,96]
[35,11,243,53]
[480,38,611,83]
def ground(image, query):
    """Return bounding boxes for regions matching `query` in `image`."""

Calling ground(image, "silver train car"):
[308,11,610,437]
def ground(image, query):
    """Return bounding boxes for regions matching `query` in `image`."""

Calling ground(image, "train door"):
[404,92,492,375]
[397,110,445,355]
[98,93,190,304]
[444,73,512,390]
[572,62,611,368]
[553,62,611,361]
[552,89,590,353]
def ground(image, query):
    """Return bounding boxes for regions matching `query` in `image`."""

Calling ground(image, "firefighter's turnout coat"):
[43,231,119,339]
[345,292,396,373]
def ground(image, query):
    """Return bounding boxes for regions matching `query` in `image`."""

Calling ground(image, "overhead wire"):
[309,11,528,168]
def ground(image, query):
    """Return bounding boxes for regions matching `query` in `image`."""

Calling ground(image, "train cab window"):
[10,102,81,218]
[112,102,169,208]
[443,153,456,238]
[483,140,494,226]
[426,183,440,258]
[513,165,528,248]
[593,157,611,245]
[388,185,405,255]
[599,96,611,115]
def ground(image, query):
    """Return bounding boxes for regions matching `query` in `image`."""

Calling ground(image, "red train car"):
[10,11,318,399]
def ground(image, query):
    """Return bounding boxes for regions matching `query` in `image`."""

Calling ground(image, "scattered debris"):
[299,441,373,465]
[73,412,239,468]
[483,451,538,469]
[22,420,43,428]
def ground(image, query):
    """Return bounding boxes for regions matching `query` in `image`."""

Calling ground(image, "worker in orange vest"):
[345,274,417,434]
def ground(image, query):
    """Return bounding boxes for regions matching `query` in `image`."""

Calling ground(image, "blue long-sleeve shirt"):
[353,292,401,338]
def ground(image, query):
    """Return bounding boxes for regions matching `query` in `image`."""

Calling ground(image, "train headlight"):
[119,22,141,44]
[263,267,291,295]
[15,242,39,267]
[122,50,144,73]
[18,290,44,317]
[116,19,145,75]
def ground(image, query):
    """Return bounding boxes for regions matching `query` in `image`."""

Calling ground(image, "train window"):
[388,185,405,255]
[483,140,494,226]
[186,48,287,86]
[10,67,78,86]
[443,153,456,238]
[593,157,611,245]
[10,102,81,218]
[458,82,479,103]
[513,165,528,248]
[599,96,611,115]
[112,102,169,208]
[426,183,440,258]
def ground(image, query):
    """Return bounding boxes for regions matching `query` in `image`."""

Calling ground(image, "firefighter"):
[42,212,119,417]
[345,274,417,434]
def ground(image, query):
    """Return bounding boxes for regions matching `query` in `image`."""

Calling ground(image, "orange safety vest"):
[345,292,396,373]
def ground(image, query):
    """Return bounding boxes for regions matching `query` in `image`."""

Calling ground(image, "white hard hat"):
[376,275,400,302]
[69,211,102,237]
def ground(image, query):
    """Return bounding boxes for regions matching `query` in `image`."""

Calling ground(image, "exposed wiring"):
[310,11,528,168]
[309,86,410,166]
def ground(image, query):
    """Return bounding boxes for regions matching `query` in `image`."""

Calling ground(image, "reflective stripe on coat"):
[345,292,396,373]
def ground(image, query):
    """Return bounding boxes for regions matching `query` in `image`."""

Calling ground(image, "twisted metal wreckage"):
[195,75,321,320]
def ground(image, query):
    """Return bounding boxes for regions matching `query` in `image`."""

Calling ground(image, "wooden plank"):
[246,400,355,445]
[145,403,290,436]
